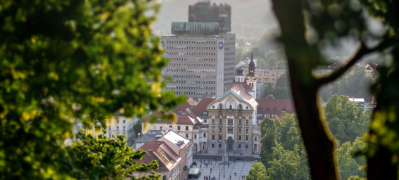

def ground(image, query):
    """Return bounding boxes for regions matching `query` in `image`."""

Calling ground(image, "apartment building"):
[242,66,287,87]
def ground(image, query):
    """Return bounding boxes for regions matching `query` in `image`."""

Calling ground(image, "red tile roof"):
[186,97,198,106]
[255,99,295,119]
[225,82,253,91]
[184,107,197,118]
[174,98,198,113]
[138,141,179,171]
[143,112,196,125]
[176,114,196,125]
[230,85,258,108]
[192,98,215,116]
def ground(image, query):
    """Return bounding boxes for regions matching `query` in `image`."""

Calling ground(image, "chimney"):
[138,133,140,138]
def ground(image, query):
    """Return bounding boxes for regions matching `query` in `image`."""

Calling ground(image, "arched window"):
[229,105,232,109]
[219,144,222,148]
[246,145,248,148]
[238,104,242,110]
[246,106,249,110]
[238,144,241,148]
[219,104,223,109]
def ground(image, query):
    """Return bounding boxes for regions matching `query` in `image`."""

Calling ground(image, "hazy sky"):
[153,0,278,34]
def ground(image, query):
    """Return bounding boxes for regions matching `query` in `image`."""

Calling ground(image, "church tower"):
[235,67,245,82]
[246,51,257,98]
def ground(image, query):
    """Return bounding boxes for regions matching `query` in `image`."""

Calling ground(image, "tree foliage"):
[0,0,185,179]
[270,0,399,178]
[320,66,374,102]
[324,95,370,143]
[133,120,143,138]
[246,161,268,180]
[263,74,292,99]
[68,131,160,180]
[253,97,370,179]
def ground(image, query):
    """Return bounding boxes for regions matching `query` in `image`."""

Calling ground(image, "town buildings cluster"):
[70,1,375,179]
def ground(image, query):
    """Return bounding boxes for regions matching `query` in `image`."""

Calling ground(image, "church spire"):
[247,50,255,76]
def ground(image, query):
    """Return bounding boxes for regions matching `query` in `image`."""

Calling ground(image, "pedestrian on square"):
[230,175,231,179]
[234,172,236,176]
[204,176,205,180]
[200,164,201,168]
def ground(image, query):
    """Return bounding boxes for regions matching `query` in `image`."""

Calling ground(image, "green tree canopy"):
[0,0,185,179]
[246,161,268,180]
[68,131,160,180]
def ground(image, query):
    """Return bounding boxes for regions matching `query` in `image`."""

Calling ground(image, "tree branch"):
[315,40,392,87]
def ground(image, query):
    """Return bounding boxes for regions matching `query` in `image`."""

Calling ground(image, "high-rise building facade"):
[161,1,235,101]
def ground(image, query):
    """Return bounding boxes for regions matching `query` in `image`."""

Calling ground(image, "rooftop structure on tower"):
[188,1,231,33]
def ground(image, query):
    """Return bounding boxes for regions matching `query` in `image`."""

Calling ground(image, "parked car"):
[254,155,261,159]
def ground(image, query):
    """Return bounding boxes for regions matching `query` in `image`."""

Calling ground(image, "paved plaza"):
[189,160,253,180]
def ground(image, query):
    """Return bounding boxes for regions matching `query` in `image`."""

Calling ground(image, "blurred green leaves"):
[0,0,185,179]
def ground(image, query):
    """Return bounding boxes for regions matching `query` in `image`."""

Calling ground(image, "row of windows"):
[212,127,249,133]
[112,117,126,124]
[166,68,216,73]
[170,57,216,62]
[211,143,249,148]
[108,126,126,130]
[258,105,284,111]
[173,86,216,90]
[167,52,217,56]
[212,135,250,140]
[175,91,215,96]
[257,114,278,118]
[167,68,216,73]
[166,46,217,51]
[211,119,249,125]
[212,104,249,110]
[166,40,217,45]
[167,63,216,68]
[153,125,191,131]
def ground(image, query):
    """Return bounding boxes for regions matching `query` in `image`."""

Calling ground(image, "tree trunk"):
[271,0,339,179]
[367,145,397,180]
